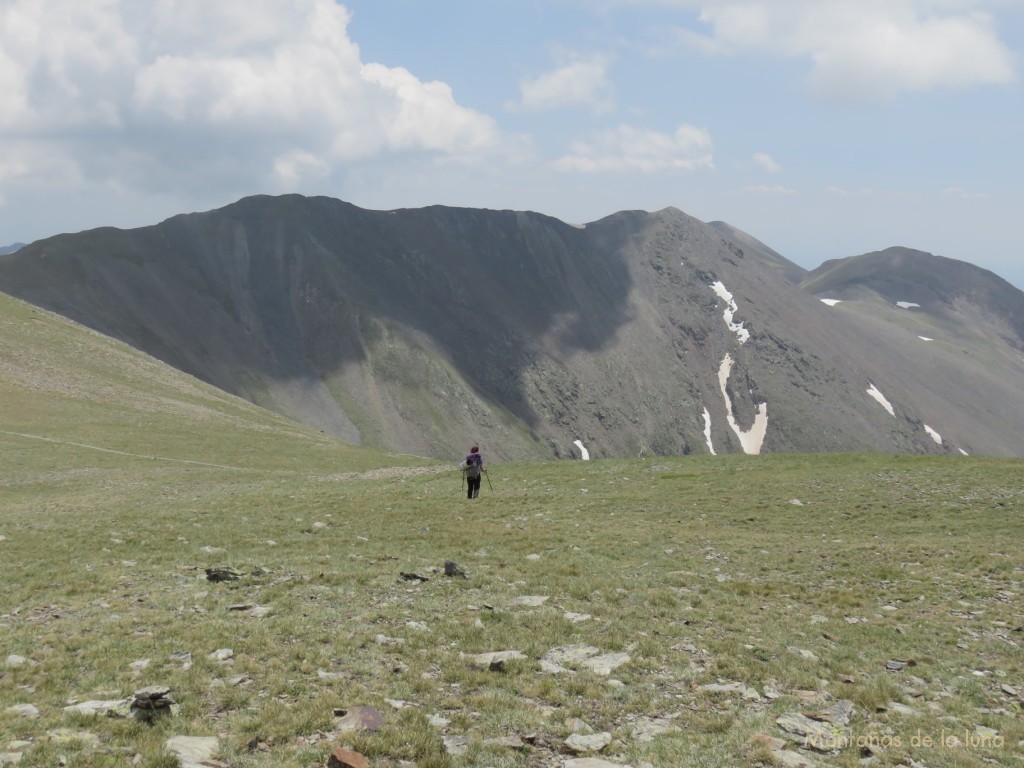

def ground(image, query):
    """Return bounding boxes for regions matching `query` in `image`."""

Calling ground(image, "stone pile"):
[130,686,178,722]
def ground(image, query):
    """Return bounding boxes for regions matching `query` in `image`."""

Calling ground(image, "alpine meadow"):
[1,199,1023,768]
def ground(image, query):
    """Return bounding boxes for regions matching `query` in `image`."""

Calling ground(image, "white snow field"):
[702,407,716,456]
[866,383,896,417]
[710,281,751,344]
[706,281,768,455]
[573,439,590,461]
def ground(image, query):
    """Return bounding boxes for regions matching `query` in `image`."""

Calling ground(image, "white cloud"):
[0,0,506,200]
[732,185,797,195]
[943,185,991,199]
[554,124,713,173]
[753,152,781,172]
[660,1,1016,100]
[510,54,615,112]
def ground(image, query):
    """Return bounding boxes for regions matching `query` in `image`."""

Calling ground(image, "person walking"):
[461,445,485,499]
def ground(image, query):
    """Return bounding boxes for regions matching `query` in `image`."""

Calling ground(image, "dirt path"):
[0,429,256,471]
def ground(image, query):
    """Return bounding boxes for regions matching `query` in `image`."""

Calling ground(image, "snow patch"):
[959,448,970,456]
[573,439,590,461]
[702,407,716,456]
[820,298,842,307]
[866,383,895,417]
[896,301,920,309]
[710,281,750,344]
[718,354,768,455]
[918,336,934,342]
[923,425,942,445]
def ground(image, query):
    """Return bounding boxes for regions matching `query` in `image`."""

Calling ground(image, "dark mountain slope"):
[2,195,1022,458]
[707,221,806,284]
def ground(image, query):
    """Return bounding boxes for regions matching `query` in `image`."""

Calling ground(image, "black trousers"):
[467,475,481,498]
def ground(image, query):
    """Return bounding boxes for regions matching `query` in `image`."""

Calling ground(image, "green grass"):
[2,295,1023,767]
[3,451,1022,768]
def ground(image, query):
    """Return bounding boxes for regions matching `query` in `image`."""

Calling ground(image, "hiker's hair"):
[470,445,479,452]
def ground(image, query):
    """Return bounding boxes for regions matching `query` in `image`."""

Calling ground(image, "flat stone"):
[5,704,39,718]
[134,685,172,701]
[62,699,130,717]
[544,645,601,665]
[540,659,574,675]
[562,758,633,768]
[566,718,594,734]
[565,732,612,753]
[0,754,22,766]
[773,749,822,767]
[334,706,385,734]
[5,655,27,668]
[776,713,849,753]
[581,653,630,676]
[47,729,101,748]
[165,736,223,768]
[464,650,527,669]
[442,735,469,755]
[516,595,550,607]
[327,747,370,768]
[805,699,854,726]
[788,647,819,661]
[631,716,680,743]
[483,735,528,749]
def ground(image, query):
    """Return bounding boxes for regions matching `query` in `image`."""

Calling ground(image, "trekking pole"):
[485,468,493,492]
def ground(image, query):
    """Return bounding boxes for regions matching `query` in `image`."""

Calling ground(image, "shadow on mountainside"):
[0,195,635,443]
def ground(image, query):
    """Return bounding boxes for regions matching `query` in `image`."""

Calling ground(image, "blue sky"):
[1,0,1022,286]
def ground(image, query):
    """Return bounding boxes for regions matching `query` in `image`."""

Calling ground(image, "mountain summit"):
[2,194,1022,458]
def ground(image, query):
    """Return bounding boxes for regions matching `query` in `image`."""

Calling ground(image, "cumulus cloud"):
[662,0,1016,100]
[0,0,505,198]
[753,152,781,172]
[554,124,713,173]
[509,54,615,112]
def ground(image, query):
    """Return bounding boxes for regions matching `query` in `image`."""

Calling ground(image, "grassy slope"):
[2,294,1023,768]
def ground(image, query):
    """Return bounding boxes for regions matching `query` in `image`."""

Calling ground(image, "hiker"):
[461,445,485,499]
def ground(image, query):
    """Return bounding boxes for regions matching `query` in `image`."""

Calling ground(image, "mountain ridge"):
[2,194,1022,459]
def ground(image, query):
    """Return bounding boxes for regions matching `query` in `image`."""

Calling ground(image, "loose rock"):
[334,706,385,734]
[565,732,612,754]
[205,567,241,582]
[444,560,466,578]
[327,747,370,768]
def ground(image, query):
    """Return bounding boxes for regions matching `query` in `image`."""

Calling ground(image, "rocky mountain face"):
[2,194,1022,459]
